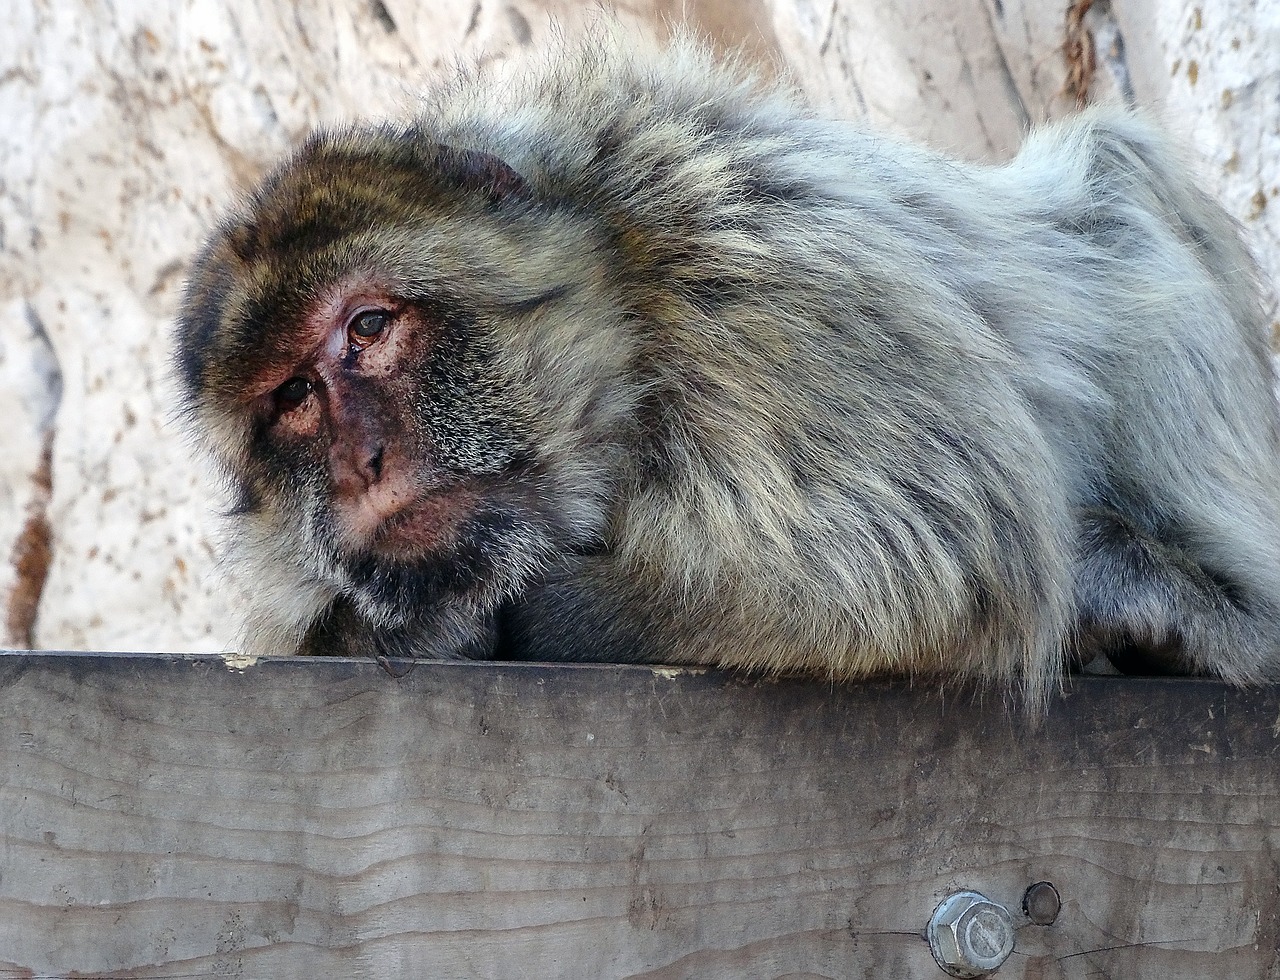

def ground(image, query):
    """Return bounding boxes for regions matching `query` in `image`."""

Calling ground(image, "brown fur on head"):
[177,127,637,656]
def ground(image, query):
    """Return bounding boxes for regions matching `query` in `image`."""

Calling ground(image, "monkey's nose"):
[331,439,388,495]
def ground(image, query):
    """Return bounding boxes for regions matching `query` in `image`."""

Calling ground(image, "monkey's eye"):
[274,376,312,411]
[348,309,390,343]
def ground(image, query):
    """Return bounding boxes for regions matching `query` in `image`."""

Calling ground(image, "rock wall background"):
[1,0,1276,653]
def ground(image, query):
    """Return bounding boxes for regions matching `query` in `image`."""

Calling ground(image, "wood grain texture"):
[1,652,1278,979]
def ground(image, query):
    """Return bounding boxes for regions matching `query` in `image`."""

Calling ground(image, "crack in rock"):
[4,302,63,648]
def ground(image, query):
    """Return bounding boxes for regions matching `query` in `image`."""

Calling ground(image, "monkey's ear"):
[431,145,530,204]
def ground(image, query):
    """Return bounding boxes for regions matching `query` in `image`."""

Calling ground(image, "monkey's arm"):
[300,595,502,661]
[495,556,667,665]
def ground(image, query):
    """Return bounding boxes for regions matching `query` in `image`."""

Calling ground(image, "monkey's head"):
[176,127,638,636]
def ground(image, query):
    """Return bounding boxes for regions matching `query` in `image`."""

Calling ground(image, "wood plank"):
[1,651,1277,978]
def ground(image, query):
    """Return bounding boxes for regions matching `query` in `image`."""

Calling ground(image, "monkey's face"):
[176,130,627,629]
[191,273,540,625]
[244,274,519,554]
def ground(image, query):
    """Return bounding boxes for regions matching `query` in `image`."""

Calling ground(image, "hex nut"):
[927,891,1016,978]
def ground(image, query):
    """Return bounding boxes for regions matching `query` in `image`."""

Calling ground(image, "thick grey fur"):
[179,33,1280,710]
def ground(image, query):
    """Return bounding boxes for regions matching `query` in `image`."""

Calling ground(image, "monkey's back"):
[442,35,1279,698]
[413,38,1092,700]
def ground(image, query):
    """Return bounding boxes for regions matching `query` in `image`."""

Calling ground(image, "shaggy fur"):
[176,33,1280,709]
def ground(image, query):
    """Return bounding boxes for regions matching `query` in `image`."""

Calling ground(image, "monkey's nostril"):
[367,446,385,483]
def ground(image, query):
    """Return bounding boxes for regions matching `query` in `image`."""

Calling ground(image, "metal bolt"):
[927,890,1016,978]
[1023,881,1061,926]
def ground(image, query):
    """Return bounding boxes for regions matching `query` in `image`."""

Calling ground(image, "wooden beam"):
[1,651,1277,978]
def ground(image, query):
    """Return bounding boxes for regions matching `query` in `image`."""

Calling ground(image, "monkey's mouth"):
[332,483,531,624]
[335,476,480,560]
[375,490,482,558]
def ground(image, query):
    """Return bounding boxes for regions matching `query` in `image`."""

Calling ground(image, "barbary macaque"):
[176,33,1280,708]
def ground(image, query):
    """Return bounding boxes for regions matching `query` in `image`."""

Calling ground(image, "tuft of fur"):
[177,31,1280,711]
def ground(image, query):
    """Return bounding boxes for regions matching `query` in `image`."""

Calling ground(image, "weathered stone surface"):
[1110,0,1279,330]
[1,1,1274,653]
[768,0,1060,158]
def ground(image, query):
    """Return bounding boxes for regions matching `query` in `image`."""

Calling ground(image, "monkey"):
[175,32,1280,710]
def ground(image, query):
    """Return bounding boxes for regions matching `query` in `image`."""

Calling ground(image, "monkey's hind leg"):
[1072,508,1280,681]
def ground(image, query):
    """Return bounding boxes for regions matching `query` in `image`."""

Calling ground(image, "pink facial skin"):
[251,275,478,559]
